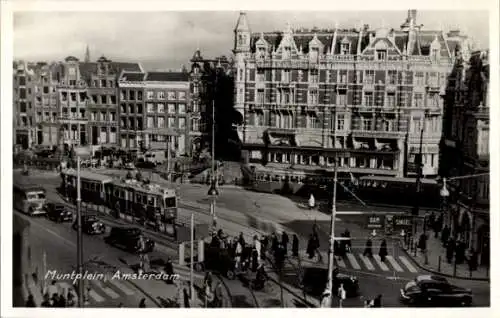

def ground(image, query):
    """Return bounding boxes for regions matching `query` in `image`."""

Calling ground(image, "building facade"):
[233,10,467,178]
[189,51,236,159]
[13,61,59,149]
[143,72,191,156]
[117,70,146,149]
[440,49,489,265]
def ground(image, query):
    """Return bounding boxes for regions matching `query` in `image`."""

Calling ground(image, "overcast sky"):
[14,10,489,71]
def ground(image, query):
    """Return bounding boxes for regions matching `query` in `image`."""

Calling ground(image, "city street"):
[14,170,490,307]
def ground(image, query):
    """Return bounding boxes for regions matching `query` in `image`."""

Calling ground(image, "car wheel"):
[194,263,204,272]
[226,270,235,280]
[461,297,472,307]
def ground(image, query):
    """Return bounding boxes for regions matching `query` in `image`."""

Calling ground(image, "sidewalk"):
[401,235,489,281]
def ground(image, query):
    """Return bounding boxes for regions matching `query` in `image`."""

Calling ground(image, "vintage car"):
[72,214,106,235]
[45,203,73,222]
[300,267,359,298]
[400,275,473,307]
[104,227,155,253]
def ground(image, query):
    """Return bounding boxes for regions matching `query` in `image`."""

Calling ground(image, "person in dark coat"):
[139,298,146,308]
[238,232,246,249]
[260,235,268,261]
[455,239,466,264]
[281,232,289,256]
[441,226,450,246]
[41,293,51,307]
[307,234,315,259]
[271,233,279,254]
[363,238,373,257]
[56,292,66,307]
[469,249,478,271]
[251,248,259,272]
[434,214,443,238]
[292,234,299,257]
[446,237,455,263]
[372,294,382,307]
[210,232,220,248]
[379,239,388,262]
[25,294,36,307]
[275,244,285,271]
[418,233,428,252]
[183,289,190,308]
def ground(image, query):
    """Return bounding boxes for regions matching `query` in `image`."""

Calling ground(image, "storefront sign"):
[366,214,385,229]
[393,215,413,229]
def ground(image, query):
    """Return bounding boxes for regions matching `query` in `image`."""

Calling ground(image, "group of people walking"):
[363,238,389,262]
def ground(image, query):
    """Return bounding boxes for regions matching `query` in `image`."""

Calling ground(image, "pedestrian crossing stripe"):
[346,253,361,270]
[385,256,403,272]
[336,257,346,268]
[373,256,390,272]
[399,256,418,273]
[359,254,375,271]
[93,281,120,299]
[108,279,135,296]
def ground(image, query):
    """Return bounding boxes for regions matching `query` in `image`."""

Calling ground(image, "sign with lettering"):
[393,215,413,230]
[366,215,385,229]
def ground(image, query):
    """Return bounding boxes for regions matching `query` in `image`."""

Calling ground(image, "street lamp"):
[440,177,450,229]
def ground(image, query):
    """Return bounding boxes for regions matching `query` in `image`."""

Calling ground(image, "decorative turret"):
[84,45,90,63]
[233,12,251,54]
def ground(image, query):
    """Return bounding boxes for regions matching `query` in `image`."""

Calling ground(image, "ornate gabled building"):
[440,48,489,265]
[233,10,468,178]
[79,55,143,148]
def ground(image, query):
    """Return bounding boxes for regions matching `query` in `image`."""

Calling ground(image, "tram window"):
[91,183,96,191]
[120,190,125,198]
[165,197,176,208]
[136,194,141,203]
[97,184,101,192]
[148,196,155,206]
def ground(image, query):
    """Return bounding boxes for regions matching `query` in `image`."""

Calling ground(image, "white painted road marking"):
[399,256,418,273]
[93,281,120,299]
[88,289,106,302]
[108,279,135,296]
[346,253,361,269]
[386,256,403,272]
[373,255,390,271]
[359,254,375,271]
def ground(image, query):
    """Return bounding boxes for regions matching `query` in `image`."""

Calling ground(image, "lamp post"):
[440,177,450,230]
[76,157,84,307]
[208,60,222,230]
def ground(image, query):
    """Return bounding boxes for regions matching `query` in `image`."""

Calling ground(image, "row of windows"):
[35,112,58,123]
[90,111,117,122]
[120,90,187,101]
[146,103,186,114]
[146,116,186,129]
[243,69,446,86]
[90,94,117,105]
[91,79,115,88]
[60,91,86,103]
[252,89,442,108]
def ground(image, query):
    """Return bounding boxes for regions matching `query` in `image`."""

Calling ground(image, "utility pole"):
[76,157,84,307]
[190,212,194,301]
[208,63,220,230]
[412,128,424,235]
[323,163,338,307]
[166,137,171,182]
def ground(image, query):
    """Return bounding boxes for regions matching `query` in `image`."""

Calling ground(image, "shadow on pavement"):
[231,295,254,307]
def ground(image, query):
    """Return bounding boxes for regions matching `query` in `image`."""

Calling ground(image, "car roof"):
[416,275,448,284]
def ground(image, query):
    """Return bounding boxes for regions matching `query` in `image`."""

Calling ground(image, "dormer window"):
[431,48,440,62]
[257,47,266,60]
[310,47,319,61]
[341,43,350,55]
[376,50,387,61]
[283,46,291,59]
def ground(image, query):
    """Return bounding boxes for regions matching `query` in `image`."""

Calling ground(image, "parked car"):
[300,267,359,298]
[104,227,155,253]
[400,275,472,307]
[45,203,73,222]
[124,162,136,170]
[72,214,106,235]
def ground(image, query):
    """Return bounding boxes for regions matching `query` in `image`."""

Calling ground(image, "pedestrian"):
[441,226,450,246]
[41,293,51,307]
[312,234,322,263]
[203,271,213,292]
[251,247,259,272]
[214,281,224,308]
[429,211,436,230]
[271,232,279,254]
[343,228,351,252]
[307,234,315,259]
[235,239,243,270]
[66,290,76,307]
[50,294,60,307]
[418,233,428,253]
[373,294,382,307]
[446,237,455,263]
[275,244,285,271]
[379,239,388,262]
[456,239,466,264]
[292,234,299,257]
[308,193,315,210]
[25,294,36,307]
[260,235,268,261]
[253,235,262,264]
[164,258,175,284]
[56,291,67,307]
[137,234,149,273]
[312,222,319,238]
[363,238,373,257]
[238,232,246,249]
[281,231,289,256]
[138,298,146,308]
[182,287,191,308]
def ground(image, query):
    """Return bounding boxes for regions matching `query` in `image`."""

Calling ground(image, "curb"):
[398,239,490,282]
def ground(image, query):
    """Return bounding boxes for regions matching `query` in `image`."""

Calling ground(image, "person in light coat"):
[308,194,315,210]
[235,241,243,270]
[253,235,262,266]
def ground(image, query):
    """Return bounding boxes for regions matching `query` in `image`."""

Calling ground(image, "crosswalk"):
[297,251,418,274]
[52,265,205,306]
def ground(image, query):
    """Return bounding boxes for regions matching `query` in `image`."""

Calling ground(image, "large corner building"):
[233,10,469,178]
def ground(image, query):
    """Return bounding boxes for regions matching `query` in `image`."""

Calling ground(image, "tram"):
[60,169,178,228]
